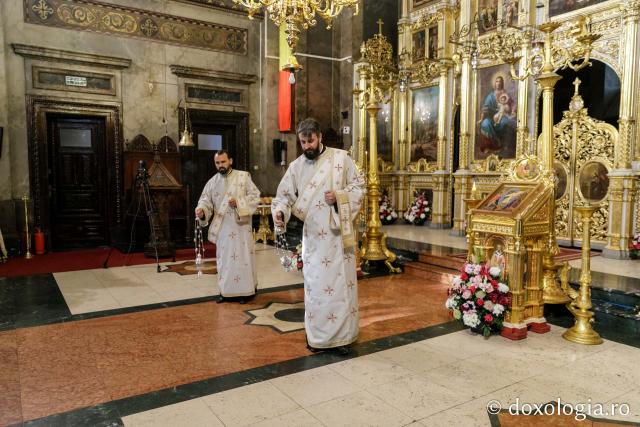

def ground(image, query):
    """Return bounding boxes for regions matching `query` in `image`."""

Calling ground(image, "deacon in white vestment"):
[272,118,365,350]
[196,150,260,303]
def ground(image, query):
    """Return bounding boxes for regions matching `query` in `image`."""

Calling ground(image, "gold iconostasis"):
[352,0,640,259]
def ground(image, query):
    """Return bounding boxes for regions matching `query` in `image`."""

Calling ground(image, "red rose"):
[484,313,493,322]
[460,273,468,281]
[476,298,484,306]
[489,293,498,303]
[469,285,476,293]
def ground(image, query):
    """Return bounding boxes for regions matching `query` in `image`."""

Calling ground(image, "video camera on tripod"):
[135,160,150,185]
[103,159,162,271]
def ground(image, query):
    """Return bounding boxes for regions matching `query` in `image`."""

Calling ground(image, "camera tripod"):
[103,160,161,272]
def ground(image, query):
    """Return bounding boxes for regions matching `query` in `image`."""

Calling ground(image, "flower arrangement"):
[379,194,398,225]
[631,232,640,259]
[404,192,431,225]
[445,263,511,337]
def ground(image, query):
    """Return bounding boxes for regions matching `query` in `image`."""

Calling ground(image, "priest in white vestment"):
[196,150,260,303]
[272,118,365,352]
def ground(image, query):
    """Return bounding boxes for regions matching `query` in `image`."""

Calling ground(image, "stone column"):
[603,1,640,259]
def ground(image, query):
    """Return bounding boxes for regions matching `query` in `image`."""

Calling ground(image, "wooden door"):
[48,115,108,250]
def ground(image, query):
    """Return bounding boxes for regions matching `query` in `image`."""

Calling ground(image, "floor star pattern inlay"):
[245,301,305,333]
[162,260,218,276]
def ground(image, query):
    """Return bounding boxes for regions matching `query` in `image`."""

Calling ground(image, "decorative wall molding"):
[170,65,257,84]
[171,0,262,17]
[185,83,246,108]
[12,43,131,69]
[32,65,116,96]
[23,0,248,55]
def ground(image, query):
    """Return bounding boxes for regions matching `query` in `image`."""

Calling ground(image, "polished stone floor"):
[0,230,639,426]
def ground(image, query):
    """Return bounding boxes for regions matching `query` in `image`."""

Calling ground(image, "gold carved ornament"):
[406,158,436,173]
[472,18,600,82]
[231,0,358,51]
[552,81,616,245]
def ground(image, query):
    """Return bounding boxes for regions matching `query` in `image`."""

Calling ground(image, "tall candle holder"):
[22,195,33,259]
[562,204,602,345]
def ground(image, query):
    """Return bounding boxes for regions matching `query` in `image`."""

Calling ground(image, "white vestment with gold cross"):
[272,147,365,348]
[197,170,260,297]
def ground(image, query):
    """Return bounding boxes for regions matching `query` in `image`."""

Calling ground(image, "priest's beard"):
[218,167,230,175]
[304,146,321,160]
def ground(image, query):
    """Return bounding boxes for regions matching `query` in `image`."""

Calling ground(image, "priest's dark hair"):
[296,117,322,138]
[214,149,231,159]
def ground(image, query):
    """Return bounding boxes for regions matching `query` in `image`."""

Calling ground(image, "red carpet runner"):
[0,244,216,278]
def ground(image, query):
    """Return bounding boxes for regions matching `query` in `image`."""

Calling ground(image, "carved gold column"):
[451,47,473,236]
[431,62,452,228]
[603,1,640,259]
[515,32,532,158]
[501,237,528,340]
[526,238,550,333]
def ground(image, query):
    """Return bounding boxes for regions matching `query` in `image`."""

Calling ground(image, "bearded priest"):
[272,118,365,354]
[196,150,260,304]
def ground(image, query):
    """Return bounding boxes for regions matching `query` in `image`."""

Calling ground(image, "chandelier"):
[232,0,359,51]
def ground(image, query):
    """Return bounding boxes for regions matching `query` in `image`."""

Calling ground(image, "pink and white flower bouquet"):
[379,194,398,225]
[404,192,431,225]
[445,262,511,337]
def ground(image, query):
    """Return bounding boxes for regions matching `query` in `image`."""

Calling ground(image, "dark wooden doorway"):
[180,109,249,212]
[48,115,109,250]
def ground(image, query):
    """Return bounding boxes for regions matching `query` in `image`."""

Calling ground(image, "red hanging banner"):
[278,70,293,132]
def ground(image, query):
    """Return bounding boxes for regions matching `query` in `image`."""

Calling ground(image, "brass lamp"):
[178,100,194,148]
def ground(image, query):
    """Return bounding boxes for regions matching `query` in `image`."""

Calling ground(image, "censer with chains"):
[274,224,296,272]
[194,218,205,277]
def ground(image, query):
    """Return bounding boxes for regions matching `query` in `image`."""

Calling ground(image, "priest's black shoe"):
[333,346,350,356]
[306,343,322,353]
[216,296,226,304]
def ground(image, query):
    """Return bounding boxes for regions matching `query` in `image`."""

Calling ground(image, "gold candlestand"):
[562,204,603,345]
[254,204,274,243]
[359,21,400,274]
[22,195,33,259]
[463,196,481,262]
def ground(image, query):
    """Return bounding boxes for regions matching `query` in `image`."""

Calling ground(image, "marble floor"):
[121,325,640,427]
[383,224,640,280]
[53,244,303,314]
[1,231,639,426]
